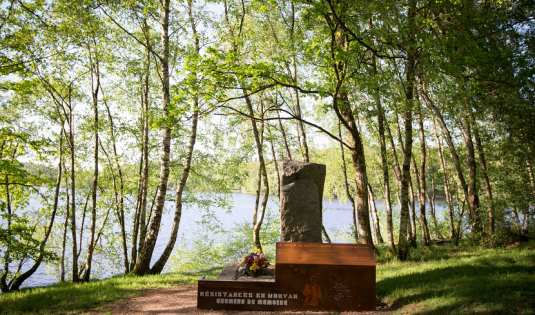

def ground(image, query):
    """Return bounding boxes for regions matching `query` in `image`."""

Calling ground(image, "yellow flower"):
[250,263,260,272]
[252,249,261,254]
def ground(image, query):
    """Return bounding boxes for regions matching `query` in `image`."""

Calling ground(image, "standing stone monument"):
[279,160,326,243]
[199,161,377,312]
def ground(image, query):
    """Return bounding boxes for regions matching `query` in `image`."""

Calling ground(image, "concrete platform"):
[215,261,275,282]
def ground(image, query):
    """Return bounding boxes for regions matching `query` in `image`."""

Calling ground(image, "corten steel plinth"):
[197,242,376,312]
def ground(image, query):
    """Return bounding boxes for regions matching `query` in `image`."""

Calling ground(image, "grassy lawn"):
[0,267,223,315]
[1,242,534,314]
[376,241,535,314]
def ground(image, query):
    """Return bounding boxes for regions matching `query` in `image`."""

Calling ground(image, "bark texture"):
[132,0,171,275]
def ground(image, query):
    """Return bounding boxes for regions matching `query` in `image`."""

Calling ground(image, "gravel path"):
[84,285,394,315]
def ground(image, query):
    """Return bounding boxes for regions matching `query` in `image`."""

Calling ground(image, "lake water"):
[10,191,446,289]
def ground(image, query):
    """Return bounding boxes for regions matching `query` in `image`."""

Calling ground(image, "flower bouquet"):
[238,249,270,277]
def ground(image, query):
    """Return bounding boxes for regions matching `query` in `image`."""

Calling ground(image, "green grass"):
[1,243,534,314]
[375,241,535,314]
[0,267,223,315]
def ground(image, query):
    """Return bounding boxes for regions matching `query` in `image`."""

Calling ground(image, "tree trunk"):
[395,110,417,247]
[130,70,149,270]
[100,89,129,273]
[276,109,292,160]
[1,177,12,292]
[414,101,430,246]
[398,0,417,260]
[10,132,64,290]
[398,100,413,261]
[82,55,100,282]
[130,143,143,270]
[432,118,455,238]
[336,93,373,245]
[138,47,150,256]
[462,108,482,240]
[150,23,200,273]
[267,122,281,199]
[528,145,535,200]
[132,0,171,275]
[245,95,269,251]
[373,71,396,255]
[420,86,481,239]
[368,184,384,243]
[61,166,69,282]
[455,200,466,247]
[469,111,494,237]
[68,85,79,282]
[338,124,358,243]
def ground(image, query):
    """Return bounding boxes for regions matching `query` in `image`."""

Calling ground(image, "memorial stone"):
[279,161,326,243]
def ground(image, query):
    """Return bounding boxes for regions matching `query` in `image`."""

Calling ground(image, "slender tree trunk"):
[528,145,535,200]
[132,0,171,275]
[413,101,430,246]
[68,85,79,282]
[138,46,151,255]
[420,86,481,239]
[77,190,90,265]
[130,71,149,270]
[11,132,64,290]
[373,75,396,254]
[1,175,12,292]
[82,55,100,282]
[245,96,269,251]
[455,200,466,247]
[426,186,443,240]
[469,111,494,236]
[100,89,129,273]
[512,203,522,233]
[426,152,443,240]
[398,0,417,260]
[276,109,292,160]
[338,124,358,243]
[267,122,281,199]
[368,184,384,243]
[432,118,455,238]
[0,144,18,292]
[61,167,69,282]
[294,90,309,162]
[130,142,143,270]
[462,107,482,240]
[150,8,200,272]
[527,154,535,235]
[398,103,413,260]
[288,2,308,162]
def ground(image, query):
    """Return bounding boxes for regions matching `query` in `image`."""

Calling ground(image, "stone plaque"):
[198,242,376,312]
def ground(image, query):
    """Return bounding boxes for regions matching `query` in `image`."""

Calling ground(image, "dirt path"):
[84,285,393,315]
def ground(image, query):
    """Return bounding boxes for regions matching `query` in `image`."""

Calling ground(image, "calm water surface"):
[13,192,445,289]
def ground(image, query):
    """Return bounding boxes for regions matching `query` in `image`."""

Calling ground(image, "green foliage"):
[168,206,280,273]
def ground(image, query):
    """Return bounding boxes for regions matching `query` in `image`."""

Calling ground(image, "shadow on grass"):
[0,267,223,315]
[377,252,535,314]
